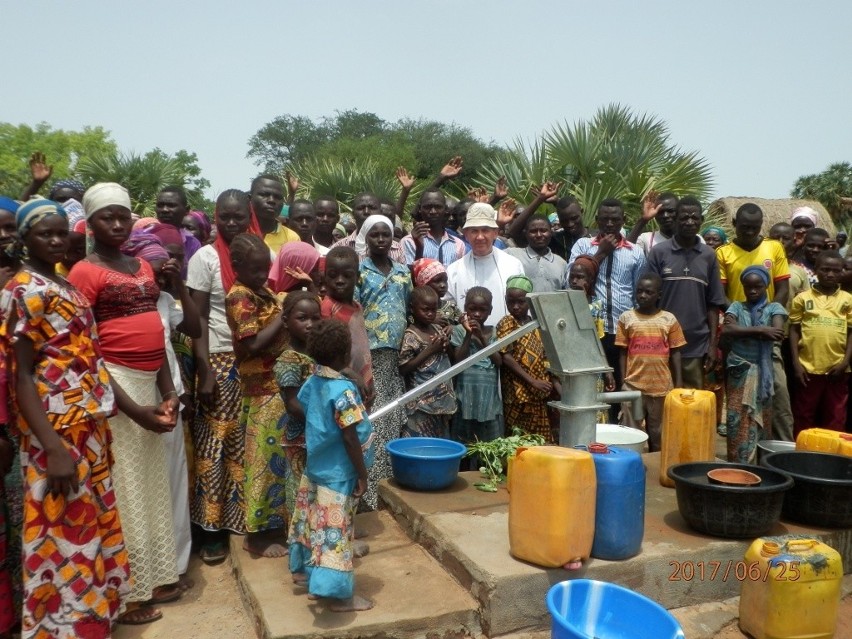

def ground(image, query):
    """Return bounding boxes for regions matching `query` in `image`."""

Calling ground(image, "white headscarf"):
[82,182,131,220]
[790,206,819,227]
[355,213,394,255]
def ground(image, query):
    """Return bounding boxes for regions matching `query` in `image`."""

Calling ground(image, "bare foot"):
[244,533,288,558]
[292,573,308,585]
[177,573,195,592]
[307,593,321,600]
[354,527,368,539]
[563,559,583,570]
[329,595,374,612]
[353,540,370,558]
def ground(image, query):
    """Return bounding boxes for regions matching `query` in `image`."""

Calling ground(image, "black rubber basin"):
[761,451,852,528]
[667,462,793,538]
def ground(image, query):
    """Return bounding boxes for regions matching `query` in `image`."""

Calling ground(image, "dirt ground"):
[112,556,253,639]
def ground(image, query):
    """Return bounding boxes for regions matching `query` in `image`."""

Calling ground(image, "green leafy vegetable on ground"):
[465,429,546,492]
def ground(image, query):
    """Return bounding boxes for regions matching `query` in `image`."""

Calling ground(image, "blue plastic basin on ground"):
[385,437,466,491]
[547,579,685,639]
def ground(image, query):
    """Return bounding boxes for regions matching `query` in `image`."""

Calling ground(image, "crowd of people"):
[0,153,851,637]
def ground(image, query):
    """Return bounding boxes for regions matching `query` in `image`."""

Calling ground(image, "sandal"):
[148,584,182,605]
[116,605,163,626]
[200,541,228,565]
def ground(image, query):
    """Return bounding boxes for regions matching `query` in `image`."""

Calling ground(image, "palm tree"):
[791,162,852,228]
[76,149,206,217]
[469,104,715,227]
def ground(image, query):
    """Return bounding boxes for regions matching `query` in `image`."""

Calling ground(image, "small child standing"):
[274,291,322,522]
[496,275,559,442]
[722,266,787,462]
[789,251,852,435]
[398,286,456,438]
[615,272,686,452]
[411,258,462,326]
[288,318,375,612]
[321,247,374,405]
[450,287,503,455]
[225,234,290,557]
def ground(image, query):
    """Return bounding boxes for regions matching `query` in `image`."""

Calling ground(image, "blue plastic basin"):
[547,579,684,639]
[385,437,466,491]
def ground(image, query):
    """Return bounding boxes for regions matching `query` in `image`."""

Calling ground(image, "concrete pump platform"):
[231,452,852,639]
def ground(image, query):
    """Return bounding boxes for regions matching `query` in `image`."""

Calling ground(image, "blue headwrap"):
[702,226,728,244]
[49,179,86,200]
[16,199,67,238]
[0,196,20,215]
[740,265,773,402]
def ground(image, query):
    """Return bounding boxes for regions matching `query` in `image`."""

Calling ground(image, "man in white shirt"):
[446,203,524,325]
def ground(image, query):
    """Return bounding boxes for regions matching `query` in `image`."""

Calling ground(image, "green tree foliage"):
[0,122,117,197]
[471,104,715,226]
[247,110,503,205]
[791,162,852,224]
[77,148,212,216]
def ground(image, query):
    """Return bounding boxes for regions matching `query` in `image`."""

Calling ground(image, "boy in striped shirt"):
[616,272,686,451]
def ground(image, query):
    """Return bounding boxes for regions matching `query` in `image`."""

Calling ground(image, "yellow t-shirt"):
[717,239,790,303]
[263,223,300,255]
[789,287,852,374]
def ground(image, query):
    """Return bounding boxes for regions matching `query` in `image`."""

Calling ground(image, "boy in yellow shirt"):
[789,250,852,436]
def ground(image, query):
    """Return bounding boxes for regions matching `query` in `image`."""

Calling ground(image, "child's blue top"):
[298,365,375,488]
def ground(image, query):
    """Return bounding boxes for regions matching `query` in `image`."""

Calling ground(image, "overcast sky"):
[3,0,850,202]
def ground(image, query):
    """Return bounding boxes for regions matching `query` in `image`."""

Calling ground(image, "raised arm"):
[19,152,53,201]
[430,156,463,189]
[505,181,562,241]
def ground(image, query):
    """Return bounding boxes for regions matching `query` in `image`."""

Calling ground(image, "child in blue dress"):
[288,318,375,612]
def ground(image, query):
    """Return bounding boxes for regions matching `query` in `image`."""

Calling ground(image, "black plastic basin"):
[667,462,793,538]
[761,451,852,528]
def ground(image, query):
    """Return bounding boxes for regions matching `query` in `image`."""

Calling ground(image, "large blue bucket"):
[547,579,684,639]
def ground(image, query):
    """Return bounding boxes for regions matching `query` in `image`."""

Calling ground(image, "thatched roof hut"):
[707,197,836,236]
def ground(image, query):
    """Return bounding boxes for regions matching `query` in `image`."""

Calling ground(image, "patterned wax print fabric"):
[449,324,502,421]
[398,327,456,416]
[190,351,246,533]
[18,418,131,639]
[496,314,552,439]
[355,258,412,351]
[273,350,315,518]
[289,366,375,600]
[226,282,287,396]
[614,309,687,397]
[0,269,130,637]
[724,301,788,463]
[241,392,289,533]
[1,268,116,423]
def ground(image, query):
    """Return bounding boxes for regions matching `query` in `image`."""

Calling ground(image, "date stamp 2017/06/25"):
[669,560,801,582]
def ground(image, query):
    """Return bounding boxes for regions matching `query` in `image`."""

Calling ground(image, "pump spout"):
[597,390,643,422]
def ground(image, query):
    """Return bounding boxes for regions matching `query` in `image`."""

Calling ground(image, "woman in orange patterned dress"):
[0,200,131,639]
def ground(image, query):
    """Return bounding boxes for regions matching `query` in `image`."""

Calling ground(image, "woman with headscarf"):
[122,231,200,594]
[268,241,320,295]
[182,210,212,244]
[701,226,727,251]
[721,265,787,463]
[496,275,560,442]
[353,214,412,510]
[185,190,257,564]
[1,199,131,637]
[67,183,181,625]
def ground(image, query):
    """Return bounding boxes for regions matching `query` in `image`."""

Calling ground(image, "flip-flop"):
[200,542,228,565]
[148,584,182,605]
[116,605,163,626]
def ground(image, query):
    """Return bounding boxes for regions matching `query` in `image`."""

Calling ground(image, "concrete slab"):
[231,510,481,639]
[380,452,852,637]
